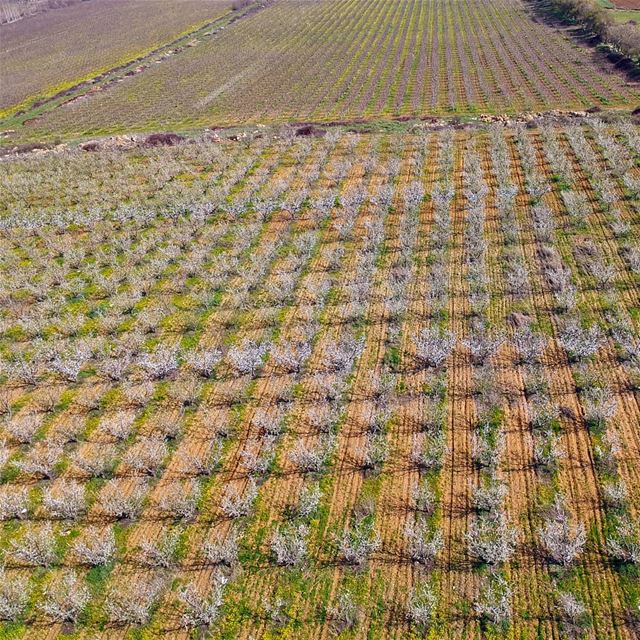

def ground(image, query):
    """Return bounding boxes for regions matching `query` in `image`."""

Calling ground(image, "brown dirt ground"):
[611,0,640,10]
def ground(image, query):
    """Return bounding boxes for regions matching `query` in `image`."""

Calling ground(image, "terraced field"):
[0,120,638,638]
[0,0,234,113]
[2,0,639,143]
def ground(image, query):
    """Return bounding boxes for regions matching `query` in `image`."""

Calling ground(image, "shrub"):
[178,576,227,628]
[0,569,30,621]
[475,575,512,626]
[137,529,179,568]
[544,0,640,68]
[411,431,448,472]
[104,575,164,625]
[220,479,258,518]
[296,483,322,518]
[227,340,270,377]
[72,526,116,566]
[0,487,29,520]
[328,591,361,633]
[539,498,586,566]
[412,327,456,368]
[288,436,334,474]
[9,523,57,566]
[607,515,640,564]
[203,529,239,567]
[42,480,86,519]
[405,519,444,565]
[339,518,381,566]
[407,583,437,628]
[99,478,148,519]
[185,347,222,377]
[270,524,308,566]
[473,479,508,513]
[558,321,603,362]
[39,571,90,623]
[466,514,517,565]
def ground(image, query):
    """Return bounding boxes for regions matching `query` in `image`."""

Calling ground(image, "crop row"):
[0,121,638,638]
[11,0,639,143]
[0,0,233,113]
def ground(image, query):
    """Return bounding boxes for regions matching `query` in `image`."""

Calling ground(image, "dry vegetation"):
[0,119,638,638]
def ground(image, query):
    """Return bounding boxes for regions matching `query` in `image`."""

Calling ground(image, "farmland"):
[2,0,639,144]
[0,119,638,638]
[2,0,640,634]
[596,0,640,23]
[0,0,235,114]
[1,0,96,25]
